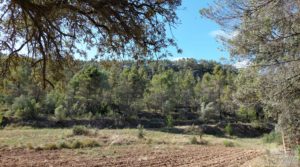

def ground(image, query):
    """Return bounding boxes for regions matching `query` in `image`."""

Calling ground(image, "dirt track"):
[0,146,262,167]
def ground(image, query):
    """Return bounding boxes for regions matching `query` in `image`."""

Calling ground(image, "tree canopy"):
[201,0,300,141]
[0,0,181,87]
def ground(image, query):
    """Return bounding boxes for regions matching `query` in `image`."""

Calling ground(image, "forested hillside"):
[0,58,269,128]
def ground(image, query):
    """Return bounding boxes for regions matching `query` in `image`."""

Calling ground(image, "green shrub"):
[190,136,198,144]
[70,139,100,149]
[72,126,90,136]
[81,139,100,147]
[190,136,208,145]
[224,124,233,136]
[44,143,58,150]
[137,124,144,139]
[166,115,174,128]
[70,140,83,149]
[262,131,282,144]
[57,141,70,149]
[11,95,38,120]
[223,140,234,147]
[54,105,67,120]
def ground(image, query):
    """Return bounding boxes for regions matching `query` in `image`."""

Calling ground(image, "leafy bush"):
[137,124,144,139]
[11,95,40,120]
[237,106,257,122]
[223,140,234,147]
[262,131,282,144]
[57,141,70,149]
[224,124,233,136]
[80,139,100,147]
[43,90,64,114]
[72,126,90,136]
[54,105,67,120]
[165,115,174,128]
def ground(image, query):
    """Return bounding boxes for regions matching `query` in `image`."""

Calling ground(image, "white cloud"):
[234,60,250,69]
[210,30,239,39]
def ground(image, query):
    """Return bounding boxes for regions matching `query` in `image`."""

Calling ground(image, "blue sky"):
[167,0,229,61]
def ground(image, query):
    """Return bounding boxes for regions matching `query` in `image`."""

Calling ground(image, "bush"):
[57,141,70,149]
[262,131,282,144]
[11,95,39,120]
[190,136,208,145]
[137,124,144,139]
[44,143,58,150]
[223,140,235,147]
[72,126,90,136]
[165,115,174,128]
[54,105,67,120]
[70,139,99,149]
[81,139,100,147]
[224,124,233,136]
[190,136,198,144]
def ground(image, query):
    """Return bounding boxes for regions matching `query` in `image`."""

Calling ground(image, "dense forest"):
[0,58,273,128]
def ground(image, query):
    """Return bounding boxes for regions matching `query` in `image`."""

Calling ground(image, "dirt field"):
[0,146,262,167]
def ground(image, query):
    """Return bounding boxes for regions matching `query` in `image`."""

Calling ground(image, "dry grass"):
[0,126,284,159]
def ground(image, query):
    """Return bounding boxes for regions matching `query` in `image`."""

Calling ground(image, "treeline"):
[0,58,266,125]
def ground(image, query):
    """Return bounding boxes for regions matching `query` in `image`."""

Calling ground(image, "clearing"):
[0,127,286,167]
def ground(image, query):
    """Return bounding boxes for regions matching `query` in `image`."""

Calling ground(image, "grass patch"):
[28,139,100,150]
[224,123,233,136]
[72,126,90,136]
[137,124,144,139]
[223,140,235,147]
[190,136,198,144]
[189,136,208,145]
[262,131,282,144]
[44,143,59,150]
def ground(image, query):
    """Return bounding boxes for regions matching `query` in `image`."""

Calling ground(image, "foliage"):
[224,124,233,136]
[237,106,257,123]
[262,131,282,145]
[66,65,110,116]
[202,0,300,145]
[0,0,182,86]
[70,139,100,149]
[200,102,217,121]
[72,126,90,136]
[190,136,198,144]
[43,143,59,150]
[54,105,67,121]
[144,70,176,113]
[0,59,241,126]
[11,95,39,120]
[165,115,174,128]
[43,90,64,115]
[137,124,145,139]
[223,140,234,147]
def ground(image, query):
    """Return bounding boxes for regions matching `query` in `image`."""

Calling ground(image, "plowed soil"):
[0,146,262,167]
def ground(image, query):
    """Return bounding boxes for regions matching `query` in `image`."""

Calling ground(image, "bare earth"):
[0,146,262,167]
